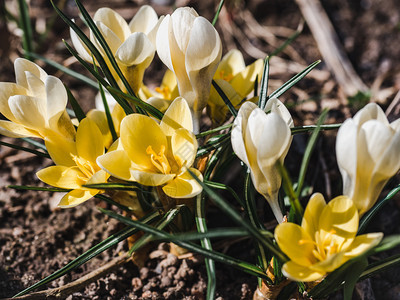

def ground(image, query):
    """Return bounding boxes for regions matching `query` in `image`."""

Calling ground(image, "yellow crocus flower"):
[208,49,263,125]
[336,103,400,216]
[275,193,383,282]
[0,58,75,140]
[97,97,203,198]
[36,118,109,207]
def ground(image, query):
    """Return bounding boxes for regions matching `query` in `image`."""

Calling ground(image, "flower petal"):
[94,7,130,42]
[116,32,155,67]
[215,49,246,79]
[129,5,158,34]
[160,97,193,134]
[44,134,76,166]
[264,98,293,128]
[275,222,315,266]
[302,193,326,239]
[0,83,28,121]
[162,168,203,198]
[282,261,325,282]
[97,150,136,181]
[120,114,167,170]
[8,95,46,130]
[14,58,48,89]
[353,102,388,126]
[230,58,263,99]
[130,169,175,186]
[0,120,38,138]
[171,128,197,168]
[36,166,84,189]
[70,27,93,63]
[76,118,104,164]
[45,76,68,128]
[344,232,383,258]
[58,189,98,208]
[87,109,113,149]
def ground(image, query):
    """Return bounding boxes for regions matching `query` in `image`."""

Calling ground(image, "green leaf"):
[360,254,400,280]
[21,137,47,151]
[18,0,33,59]
[8,185,69,192]
[291,124,341,135]
[296,108,329,198]
[212,80,238,117]
[195,123,232,138]
[196,134,230,158]
[212,0,225,26]
[269,60,321,100]
[205,180,244,207]
[83,182,141,191]
[0,140,50,159]
[343,257,368,300]
[65,84,86,122]
[269,21,304,58]
[258,58,270,109]
[13,211,160,297]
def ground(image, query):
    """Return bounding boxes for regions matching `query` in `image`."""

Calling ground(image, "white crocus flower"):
[156,7,222,133]
[70,6,161,93]
[0,58,75,140]
[336,103,400,216]
[231,101,293,222]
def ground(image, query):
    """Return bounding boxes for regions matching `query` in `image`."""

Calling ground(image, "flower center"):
[219,70,234,82]
[146,145,171,174]
[155,86,171,99]
[71,154,96,180]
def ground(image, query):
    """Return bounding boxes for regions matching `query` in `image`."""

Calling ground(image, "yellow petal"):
[282,261,326,282]
[120,114,168,170]
[87,109,113,149]
[111,103,126,134]
[275,223,315,266]
[230,59,263,99]
[86,170,109,185]
[318,195,359,249]
[45,135,77,167]
[310,251,346,273]
[130,169,175,186]
[0,120,39,138]
[162,167,203,198]
[302,193,326,240]
[160,97,193,135]
[344,232,383,258]
[76,118,104,164]
[97,150,136,181]
[215,49,246,79]
[37,166,84,189]
[171,128,197,168]
[58,189,98,208]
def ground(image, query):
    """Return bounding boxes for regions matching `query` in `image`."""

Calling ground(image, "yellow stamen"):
[219,70,234,82]
[155,86,171,99]
[146,145,171,174]
[71,154,95,180]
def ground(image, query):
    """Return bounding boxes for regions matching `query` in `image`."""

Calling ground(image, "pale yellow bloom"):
[208,49,263,125]
[275,193,383,282]
[336,103,400,216]
[37,118,109,207]
[97,97,203,198]
[71,6,161,93]
[156,7,222,132]
[231,100,293,222]
[0,58,75,139]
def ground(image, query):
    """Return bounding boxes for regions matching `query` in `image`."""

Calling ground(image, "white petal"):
[70,26,94,63]
[115,33,155,67]
[8,95,46,130]
[129,5,158,34]
[353,102,388,126]
[45,76,68,127]
[156,15,174,72]
[94,7,131,41]
[264,98,293,128]
[14,58,47,89]
[0,82,28,122]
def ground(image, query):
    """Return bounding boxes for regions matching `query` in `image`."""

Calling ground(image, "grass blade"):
[65,85,86,122]
[269,60,321,100]
[212,80,238,117]
[8,185,69,192]
[0,140,50,159]
[291,124,341,135]
[18,0,33,60]
[296,109,329,198]
[212,0,225,26]
[258,58,270,110]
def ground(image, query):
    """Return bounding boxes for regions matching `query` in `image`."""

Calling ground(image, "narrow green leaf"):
[106,86,164,120]
[343,257,368,300]
[212,80,238,117]
[358,184,400,234]
[269,21,304,58]
[65,85,86,122]
[269,60,321,100]
[196,134,230,158]
[13,211,160,297]
[212,0,224,26]
[205,180,244,207]
[291,124,341,135]
[258,58,270,109]
[296,108,329,198]
[21,137,47,151]
[18,0,33,59]
[100,207,270,280]
[0,140,50,159]
[196,123,232,138]
[360,254,400,280]
[94,194,134,213]
[8,185,69,192]
[83,182,141,191]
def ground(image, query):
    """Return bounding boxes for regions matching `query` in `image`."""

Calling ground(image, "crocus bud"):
[0,58,75,140]
[231,101,293,222]
[336,103,400,216]
[71,6,160,93]
[156,7,222,133]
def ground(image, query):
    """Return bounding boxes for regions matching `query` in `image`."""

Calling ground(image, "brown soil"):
[1,0,400,299]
